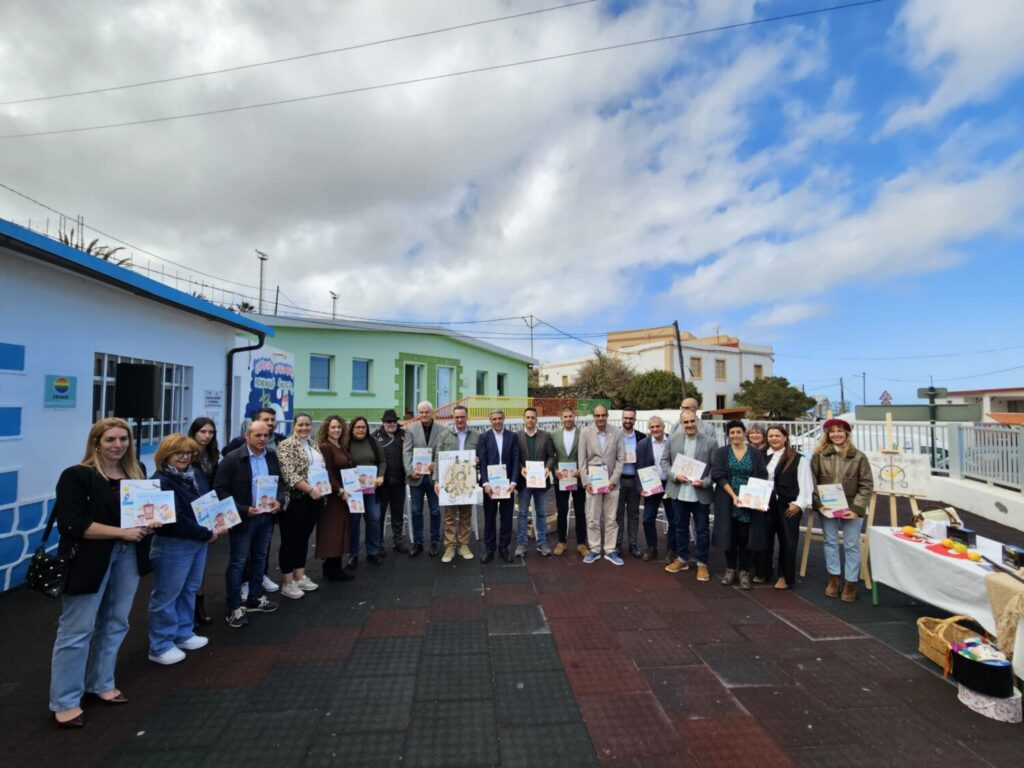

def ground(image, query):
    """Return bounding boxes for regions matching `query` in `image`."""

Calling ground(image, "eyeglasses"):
[173,450,194,458]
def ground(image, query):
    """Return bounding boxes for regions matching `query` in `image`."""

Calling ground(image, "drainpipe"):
[225,332,266,440]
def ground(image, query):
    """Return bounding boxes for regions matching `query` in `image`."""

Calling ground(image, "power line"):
[0,1,598,106]
[776,341,1024,361]
[0,1,886,141]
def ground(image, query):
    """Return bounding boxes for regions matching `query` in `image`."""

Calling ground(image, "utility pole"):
[274,286,280,315]
[329,290,338,320]
[255,250,268,313]
[839,376,845,414]
[853,371,866,405]
[522,315,539,359]
[672,320,687,397]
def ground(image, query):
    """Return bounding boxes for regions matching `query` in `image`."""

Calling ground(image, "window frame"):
[351,357,372,393]
[309,353,333,392]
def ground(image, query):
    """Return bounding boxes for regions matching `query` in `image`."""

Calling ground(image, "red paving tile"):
[177,643,282,688]
[661,611,746,644]
[675,716,795,768]
[361,607,428,638]
[598,602,670,631]
[731,686,863,748]
[560,648,648,695]
[736,619,816,656]
[548,616,621,650]
[640,587,706,613]
[531,571,587,594]
[429,594,486,622]
[700,598,775,626]
[282,626,360,662]
[579,692,686,763]
[484,582,538,605]
[539,593,601,618]
[772,608,865,640]
[744,586,812,609]
[615,629,701,668]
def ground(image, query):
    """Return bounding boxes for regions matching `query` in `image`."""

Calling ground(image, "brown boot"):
[841,580,858,602]
[825,574,840,598]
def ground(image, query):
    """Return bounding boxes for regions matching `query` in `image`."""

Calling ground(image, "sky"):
[1,0,1022,406]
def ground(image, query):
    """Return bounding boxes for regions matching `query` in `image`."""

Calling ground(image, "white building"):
[0,218,273,590]
[939,387,1024,424]
[539,325,774,411]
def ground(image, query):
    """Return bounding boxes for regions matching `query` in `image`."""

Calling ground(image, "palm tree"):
[57,222,131,266]
[235,301,257,313]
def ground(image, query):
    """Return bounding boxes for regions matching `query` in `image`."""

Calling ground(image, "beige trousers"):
[585,489,620,555]
[443,504,472,547]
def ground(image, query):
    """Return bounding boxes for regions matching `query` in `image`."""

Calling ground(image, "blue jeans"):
[350,493,381,556]
[148,536,207,654]
[517,487,548,546]
[821,516,863,579]
[672,499,710,564]
[226,513,274,610]
[50,541,140,712]
[409,477,440,546]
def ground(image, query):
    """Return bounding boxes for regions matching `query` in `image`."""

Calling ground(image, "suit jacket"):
[403,419,447,485]
[214,444,286,512]
[432,428,481,482]
[54,464,153,595]
[222,431,286,457]
[578,426,625,487]
[476,429,521,492]
[517,429,556,487]
[658,431,716,504]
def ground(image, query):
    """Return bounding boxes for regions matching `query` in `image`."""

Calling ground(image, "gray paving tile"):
[489,634,564,673]
[486,604,549,636]
[422,620,489,655]
[415,653,492,701]
[243,661,347,711]
[322,674,415,732]
[345,636,423,676]
[498,722,599,768]
[403,700,500,768]
[494,670,580,726]
[691,642,792,687]
[200,709,321,767]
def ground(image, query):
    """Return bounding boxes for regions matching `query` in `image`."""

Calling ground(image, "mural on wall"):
[244,347,295,428]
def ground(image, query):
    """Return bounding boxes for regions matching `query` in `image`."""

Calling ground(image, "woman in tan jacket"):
[811,419,873,602]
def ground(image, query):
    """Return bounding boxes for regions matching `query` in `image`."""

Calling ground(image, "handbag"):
[25,504,77,599]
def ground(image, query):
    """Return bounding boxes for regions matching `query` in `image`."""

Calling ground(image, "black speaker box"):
[114,363,160,419]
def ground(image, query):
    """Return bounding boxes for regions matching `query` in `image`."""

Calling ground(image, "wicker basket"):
[917,615,986,670]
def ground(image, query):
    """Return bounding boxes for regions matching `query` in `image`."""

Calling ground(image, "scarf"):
[163,463,199,494]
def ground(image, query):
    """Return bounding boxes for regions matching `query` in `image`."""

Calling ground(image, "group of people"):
[46,398,872,728]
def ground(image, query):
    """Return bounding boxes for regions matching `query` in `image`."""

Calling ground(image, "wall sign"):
[44,374,77,408]
[204,389,224,410]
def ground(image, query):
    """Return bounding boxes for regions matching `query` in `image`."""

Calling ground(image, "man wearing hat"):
[374,409,408,553]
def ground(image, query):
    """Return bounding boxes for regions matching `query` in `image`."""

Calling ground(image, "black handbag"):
[25,505,76,599]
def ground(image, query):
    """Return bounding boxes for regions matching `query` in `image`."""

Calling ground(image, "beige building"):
[539,325,774,411]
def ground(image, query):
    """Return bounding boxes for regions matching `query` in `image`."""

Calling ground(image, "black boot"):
[194,592,212,626]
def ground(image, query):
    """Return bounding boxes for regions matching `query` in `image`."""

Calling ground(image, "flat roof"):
[254,313,535,365]
[0,217,274,337]
[946,387,1024,396]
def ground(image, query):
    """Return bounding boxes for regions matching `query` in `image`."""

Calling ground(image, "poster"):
[438,450,477,506]
[866,451,933,497]
[243,346,294,430]
[44,375,77,409]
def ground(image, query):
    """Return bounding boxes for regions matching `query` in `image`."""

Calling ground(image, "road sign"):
[879,390,892,405]
[917,387,949,399]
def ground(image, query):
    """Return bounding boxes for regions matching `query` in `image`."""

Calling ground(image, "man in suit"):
[432,405,480,563]
[616,406,648,558]
[515,406,557,558]
[403,401,446,557]
[552,406,588,557]
[221,407,287,455]
[637,415,673,561]
[215,420,286,628]
[476,409,521,563]
[578,405,625,565]
[670,397,719,445]
[660,408,717,582]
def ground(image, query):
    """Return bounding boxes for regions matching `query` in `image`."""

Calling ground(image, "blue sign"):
[245,350,294,428]
[44,374,77,409]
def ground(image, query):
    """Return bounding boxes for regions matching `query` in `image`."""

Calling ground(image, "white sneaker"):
[296,575,319,592]
[175,635,209,651]
[239,582,250,602]
[261,575,280,593]
[281,581,304,599]
[148,646,187,665]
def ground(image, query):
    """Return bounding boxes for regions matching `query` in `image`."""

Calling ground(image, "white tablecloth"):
[868,526,1024,680]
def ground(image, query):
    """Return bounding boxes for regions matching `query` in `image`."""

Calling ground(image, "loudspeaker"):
[114,363,160,419]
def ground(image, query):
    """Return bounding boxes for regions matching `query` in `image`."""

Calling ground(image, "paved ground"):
[1,500,1023,767]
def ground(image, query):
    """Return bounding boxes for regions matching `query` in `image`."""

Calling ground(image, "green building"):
[250,315,534,421]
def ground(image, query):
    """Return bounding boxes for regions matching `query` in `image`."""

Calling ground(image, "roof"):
[254,314,535,365]
[945,387,1024,396]
[986,413,1024,425]
[0,217,274,337]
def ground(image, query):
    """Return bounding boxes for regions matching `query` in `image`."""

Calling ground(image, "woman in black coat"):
[49,418,154,728]
[711,420,769,590]
[187,417,220,624]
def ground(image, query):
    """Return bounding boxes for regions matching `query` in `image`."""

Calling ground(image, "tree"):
[235,301,257,313]
[734,376,817,419]
[573,352,635,409]
[57,224,130,266]
[623,370,702,410]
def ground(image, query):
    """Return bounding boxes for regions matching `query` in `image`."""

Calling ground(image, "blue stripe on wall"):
[0,471,15,506]
[0,408,21,438]
[0,343,25,372]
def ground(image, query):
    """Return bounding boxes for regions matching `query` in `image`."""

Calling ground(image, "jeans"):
[672,499,710,564]
[226,513,274,610]
[555,486,587,545]
[517,487,548,546]
[350,493,381,556]
[409,477,440,546]
[148,536,207,654]
[50,541,140,712]
[641,492,668,550]
[821,515,863,579]
[616,475,641,552]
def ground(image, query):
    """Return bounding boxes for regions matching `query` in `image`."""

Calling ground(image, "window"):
[309,354,332,391]
[496,373,507,397]
[715,359,727,381]
[561,375,569,386]
[92,353,192,445]
[716,394,726,410]
[352,358,371,392]
[476,371,487,395]
[753,364,764,380]
[689,356,703,380]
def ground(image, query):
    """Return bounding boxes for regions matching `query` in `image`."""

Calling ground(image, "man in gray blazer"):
[432,404,480,563]
[578,405,625,565]
[660,408,717,582]
[403,401,447,557]
[552,406,588,556]
[670,397,719,445]
[515,406,557,558]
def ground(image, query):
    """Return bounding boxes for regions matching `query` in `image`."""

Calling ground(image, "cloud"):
[882,0,1024,134]
[746,302,823,327]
